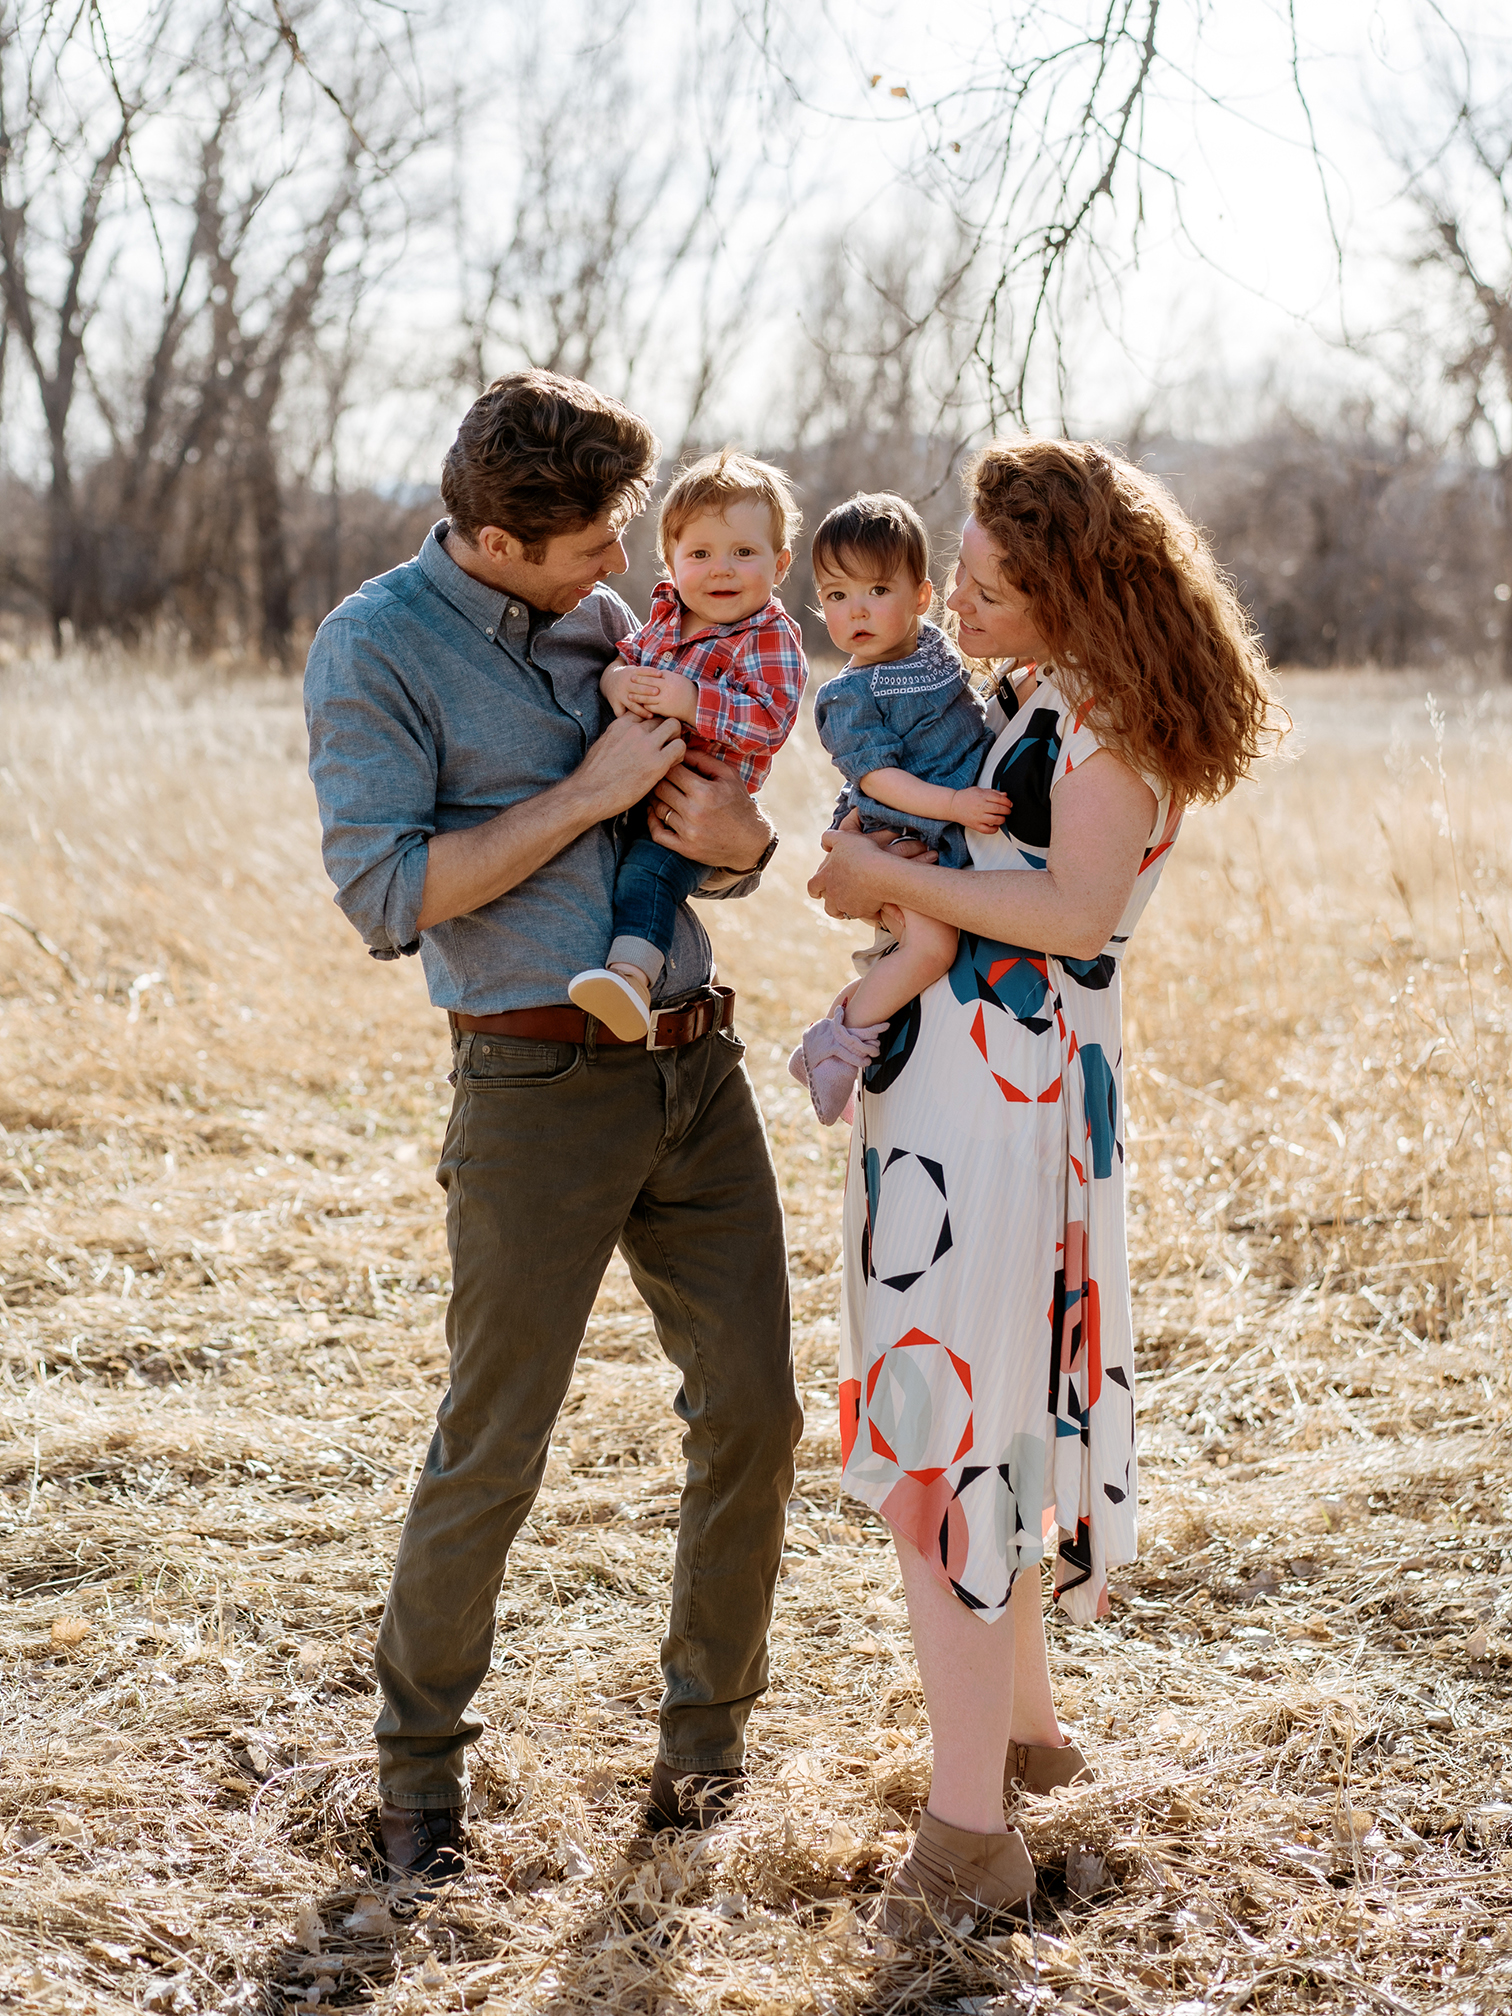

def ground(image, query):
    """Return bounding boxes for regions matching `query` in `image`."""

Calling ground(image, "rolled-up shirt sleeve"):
[305,622,437,957]
[812,677,901,787]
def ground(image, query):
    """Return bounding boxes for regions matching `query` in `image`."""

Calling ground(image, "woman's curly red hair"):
[965,437,1280,804]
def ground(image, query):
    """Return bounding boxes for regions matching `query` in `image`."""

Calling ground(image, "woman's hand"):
[807,818,937,921]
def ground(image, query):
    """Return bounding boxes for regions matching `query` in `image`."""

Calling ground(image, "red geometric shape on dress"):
[1142,802,1181,874]
[838,1378,861,1467]
[1085,1280,1102,1406]
[865,1355,886,1404]
[995,1074,1030,1103]
[945,1347,972,1396]
[896,1326,938,1351]
[1069,1153,1085,1184]
[971,1004,987,1060]
[1037,1075,1062,1102]
[987,957,1015,986]
[879,1474,958,1584]
[1066,1030,1080,1062]
[951,1412,975,1464]
[870,1420,899,1463]
[905,1465,945,1485]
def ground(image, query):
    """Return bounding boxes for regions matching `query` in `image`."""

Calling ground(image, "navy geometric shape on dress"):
[990,705,1062,848]
[868,1148,953,1290]
[1061,951,1117,990]
[862,992,922,1095]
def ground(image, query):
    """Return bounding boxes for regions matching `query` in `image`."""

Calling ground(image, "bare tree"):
[737,2,1344,435]
[0,1,191,642]
[0,0,429,657]
[1389,31,1512,675]
[452,11,794,455]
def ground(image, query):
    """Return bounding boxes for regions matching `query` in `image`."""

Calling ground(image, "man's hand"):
[951,785,1012,833]
[649,748,771,872]
[416,715,686,932]
[629,667,700,725]
[601,660,651,720]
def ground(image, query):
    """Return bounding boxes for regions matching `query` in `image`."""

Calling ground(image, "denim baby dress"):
[812,623,992,868]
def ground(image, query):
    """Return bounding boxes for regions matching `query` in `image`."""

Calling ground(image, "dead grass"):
[1,652,1510,2016]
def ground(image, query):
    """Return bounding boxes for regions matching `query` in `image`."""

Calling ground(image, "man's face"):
[452,510,631,613]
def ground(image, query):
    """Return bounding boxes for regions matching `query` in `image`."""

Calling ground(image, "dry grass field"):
[2,654,1511,2016]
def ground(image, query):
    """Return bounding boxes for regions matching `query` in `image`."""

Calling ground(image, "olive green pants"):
[374,1023,800,1809]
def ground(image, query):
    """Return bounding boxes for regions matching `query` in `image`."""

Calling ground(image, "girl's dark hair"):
[811,492,930,586]
[441,369,660,557]
[966,438,1280,804]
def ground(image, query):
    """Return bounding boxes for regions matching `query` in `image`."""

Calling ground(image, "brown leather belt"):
[449,985,735,1050]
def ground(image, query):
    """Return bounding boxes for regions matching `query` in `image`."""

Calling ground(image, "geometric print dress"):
[838,672,1181,1625]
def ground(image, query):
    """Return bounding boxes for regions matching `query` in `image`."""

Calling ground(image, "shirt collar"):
[649,576,782,640]
[419,521,535,651]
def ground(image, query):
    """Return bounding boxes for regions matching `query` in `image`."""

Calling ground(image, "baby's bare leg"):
[845,907,958,1028]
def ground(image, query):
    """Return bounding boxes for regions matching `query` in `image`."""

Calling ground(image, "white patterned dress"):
[838,673,1180,1625]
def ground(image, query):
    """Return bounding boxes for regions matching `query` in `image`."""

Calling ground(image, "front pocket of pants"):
[458,1038,583,1089]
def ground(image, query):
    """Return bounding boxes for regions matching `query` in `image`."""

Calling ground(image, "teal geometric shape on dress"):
[947,931,1052,1030]
[1079,1041,1117,1179]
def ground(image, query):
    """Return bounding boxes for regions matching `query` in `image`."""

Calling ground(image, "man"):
[304,369,802,1881]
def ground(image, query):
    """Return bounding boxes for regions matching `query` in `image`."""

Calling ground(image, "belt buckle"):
[646,1004,676,1051]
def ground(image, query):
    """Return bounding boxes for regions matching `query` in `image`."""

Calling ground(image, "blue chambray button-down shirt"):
[304,522,761,1014]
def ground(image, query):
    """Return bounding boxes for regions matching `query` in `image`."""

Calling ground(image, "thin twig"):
[0,903,85,988]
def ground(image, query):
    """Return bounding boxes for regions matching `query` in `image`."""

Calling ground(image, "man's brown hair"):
[656,448,800,566]
[811,492,931,589]
[441,369,660,558]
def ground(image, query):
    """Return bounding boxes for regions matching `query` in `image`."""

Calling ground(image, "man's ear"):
[773,547,793,587]
[474,525,528,567]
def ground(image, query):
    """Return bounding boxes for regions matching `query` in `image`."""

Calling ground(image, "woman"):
[807,438,1273,1922]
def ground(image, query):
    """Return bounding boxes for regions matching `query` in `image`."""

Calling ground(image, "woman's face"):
[946,515,1051,664]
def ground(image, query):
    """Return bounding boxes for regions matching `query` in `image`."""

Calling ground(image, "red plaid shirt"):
[617,580,807,792]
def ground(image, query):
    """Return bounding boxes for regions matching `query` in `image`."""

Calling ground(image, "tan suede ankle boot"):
[890,1808,1036,1925]
[1005,1738,1093,1800]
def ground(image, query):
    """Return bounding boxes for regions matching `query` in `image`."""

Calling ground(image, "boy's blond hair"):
[656,448,801,566]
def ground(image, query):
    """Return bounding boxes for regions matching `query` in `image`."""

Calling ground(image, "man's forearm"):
[415,773,605,933]
[415,712,688,932]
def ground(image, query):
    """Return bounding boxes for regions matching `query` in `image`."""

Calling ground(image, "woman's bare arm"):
[808,749,1157,959]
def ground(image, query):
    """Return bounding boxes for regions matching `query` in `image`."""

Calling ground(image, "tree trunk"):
[246,431,292,664]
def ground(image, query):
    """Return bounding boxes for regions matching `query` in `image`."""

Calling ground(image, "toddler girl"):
[792,493,1008,1122]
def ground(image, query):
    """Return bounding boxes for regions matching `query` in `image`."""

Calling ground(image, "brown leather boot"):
[889,1809,1036,1926]
[644,1759,744,1834]
[1005,1738,1093,1800]
[378,1801,467,1885]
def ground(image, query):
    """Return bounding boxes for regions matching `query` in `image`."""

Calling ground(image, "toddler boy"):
[569,449,805,1040]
